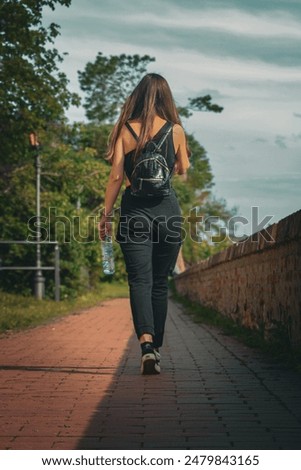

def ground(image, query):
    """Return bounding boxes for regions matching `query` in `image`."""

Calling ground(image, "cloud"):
[44,2,301,68]
[269,133,301,150]
[57,36,301,86]
[292,133,301,142]
[57,3,301,40]
[122,9,301,40]
[252,137,268,144]
[226,145,236,151]
[167,0,301,17]
[164,51,301,84]
[275,135,288,149]
[294,112,301,118]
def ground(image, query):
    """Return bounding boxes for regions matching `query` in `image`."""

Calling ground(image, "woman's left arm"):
[99,135,124,240]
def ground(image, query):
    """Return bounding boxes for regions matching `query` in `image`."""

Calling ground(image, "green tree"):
[0,0,85,297]
[78,53,155,123]
[0,0,79,163]
[178,95,223,118]
[0,122,126,297]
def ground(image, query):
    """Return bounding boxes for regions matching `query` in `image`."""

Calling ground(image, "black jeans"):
[116,186,183,348]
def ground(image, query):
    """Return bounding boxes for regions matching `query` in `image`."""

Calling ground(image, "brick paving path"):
[0,295,301,450]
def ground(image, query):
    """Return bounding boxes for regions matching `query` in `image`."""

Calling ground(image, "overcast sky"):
[44,0,301,236]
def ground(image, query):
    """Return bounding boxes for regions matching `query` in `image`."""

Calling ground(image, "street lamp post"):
[29,132,45,300]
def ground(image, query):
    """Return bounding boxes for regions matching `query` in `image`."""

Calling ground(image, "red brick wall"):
[174,209,301,348]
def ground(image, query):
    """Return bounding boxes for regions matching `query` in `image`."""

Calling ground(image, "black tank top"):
[124,121,176,183]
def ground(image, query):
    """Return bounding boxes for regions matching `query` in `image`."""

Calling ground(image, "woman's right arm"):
[173,124,190,178]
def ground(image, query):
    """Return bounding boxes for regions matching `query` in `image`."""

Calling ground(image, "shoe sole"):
[141,353,160,375]
[154,350,161,363]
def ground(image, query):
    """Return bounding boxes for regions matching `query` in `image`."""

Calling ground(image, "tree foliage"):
[177,96,223,118]
[0,0,79,163]
[78,53,155,123]
[0,122,127,297]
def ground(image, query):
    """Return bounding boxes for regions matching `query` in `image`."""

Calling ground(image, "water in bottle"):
[101,234,115,275]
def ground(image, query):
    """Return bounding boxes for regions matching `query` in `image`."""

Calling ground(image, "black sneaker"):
[140,345,160,375]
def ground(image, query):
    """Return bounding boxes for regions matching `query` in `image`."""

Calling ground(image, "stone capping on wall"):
[177,208,301,277]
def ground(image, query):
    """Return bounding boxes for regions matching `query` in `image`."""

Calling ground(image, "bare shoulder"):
[120,124,131,143]
[119,124,128,136]
[173,123,184,134]
[172,124,187,146]
[120,123,136,155]
[172,124,186,140]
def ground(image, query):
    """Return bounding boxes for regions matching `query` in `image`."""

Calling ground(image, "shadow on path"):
[76,298,301,450]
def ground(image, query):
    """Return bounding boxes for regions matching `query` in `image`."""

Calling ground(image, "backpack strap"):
[125,122,139,141]
[126,121,173,147]
[156,123,173,150]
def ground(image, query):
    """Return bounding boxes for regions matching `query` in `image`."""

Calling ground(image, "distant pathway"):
[0,295,301,450]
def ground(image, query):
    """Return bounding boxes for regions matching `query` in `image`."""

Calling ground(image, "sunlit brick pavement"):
[0,295,301,450]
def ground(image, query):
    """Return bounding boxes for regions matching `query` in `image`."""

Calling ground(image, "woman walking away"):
[99,73,190,375]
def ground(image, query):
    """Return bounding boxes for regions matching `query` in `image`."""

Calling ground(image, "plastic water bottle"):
[101,234,115,275]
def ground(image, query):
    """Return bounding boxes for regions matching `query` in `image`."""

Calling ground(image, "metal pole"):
[54,243,60,302]
[31,135,45,300]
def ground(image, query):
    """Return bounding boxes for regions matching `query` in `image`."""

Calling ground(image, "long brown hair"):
[106,73,190,162]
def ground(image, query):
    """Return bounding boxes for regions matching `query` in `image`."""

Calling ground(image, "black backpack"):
[125,122,173,198]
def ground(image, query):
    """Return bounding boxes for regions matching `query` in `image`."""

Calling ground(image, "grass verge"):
[169,279,301,374]
[0,282,129,333]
